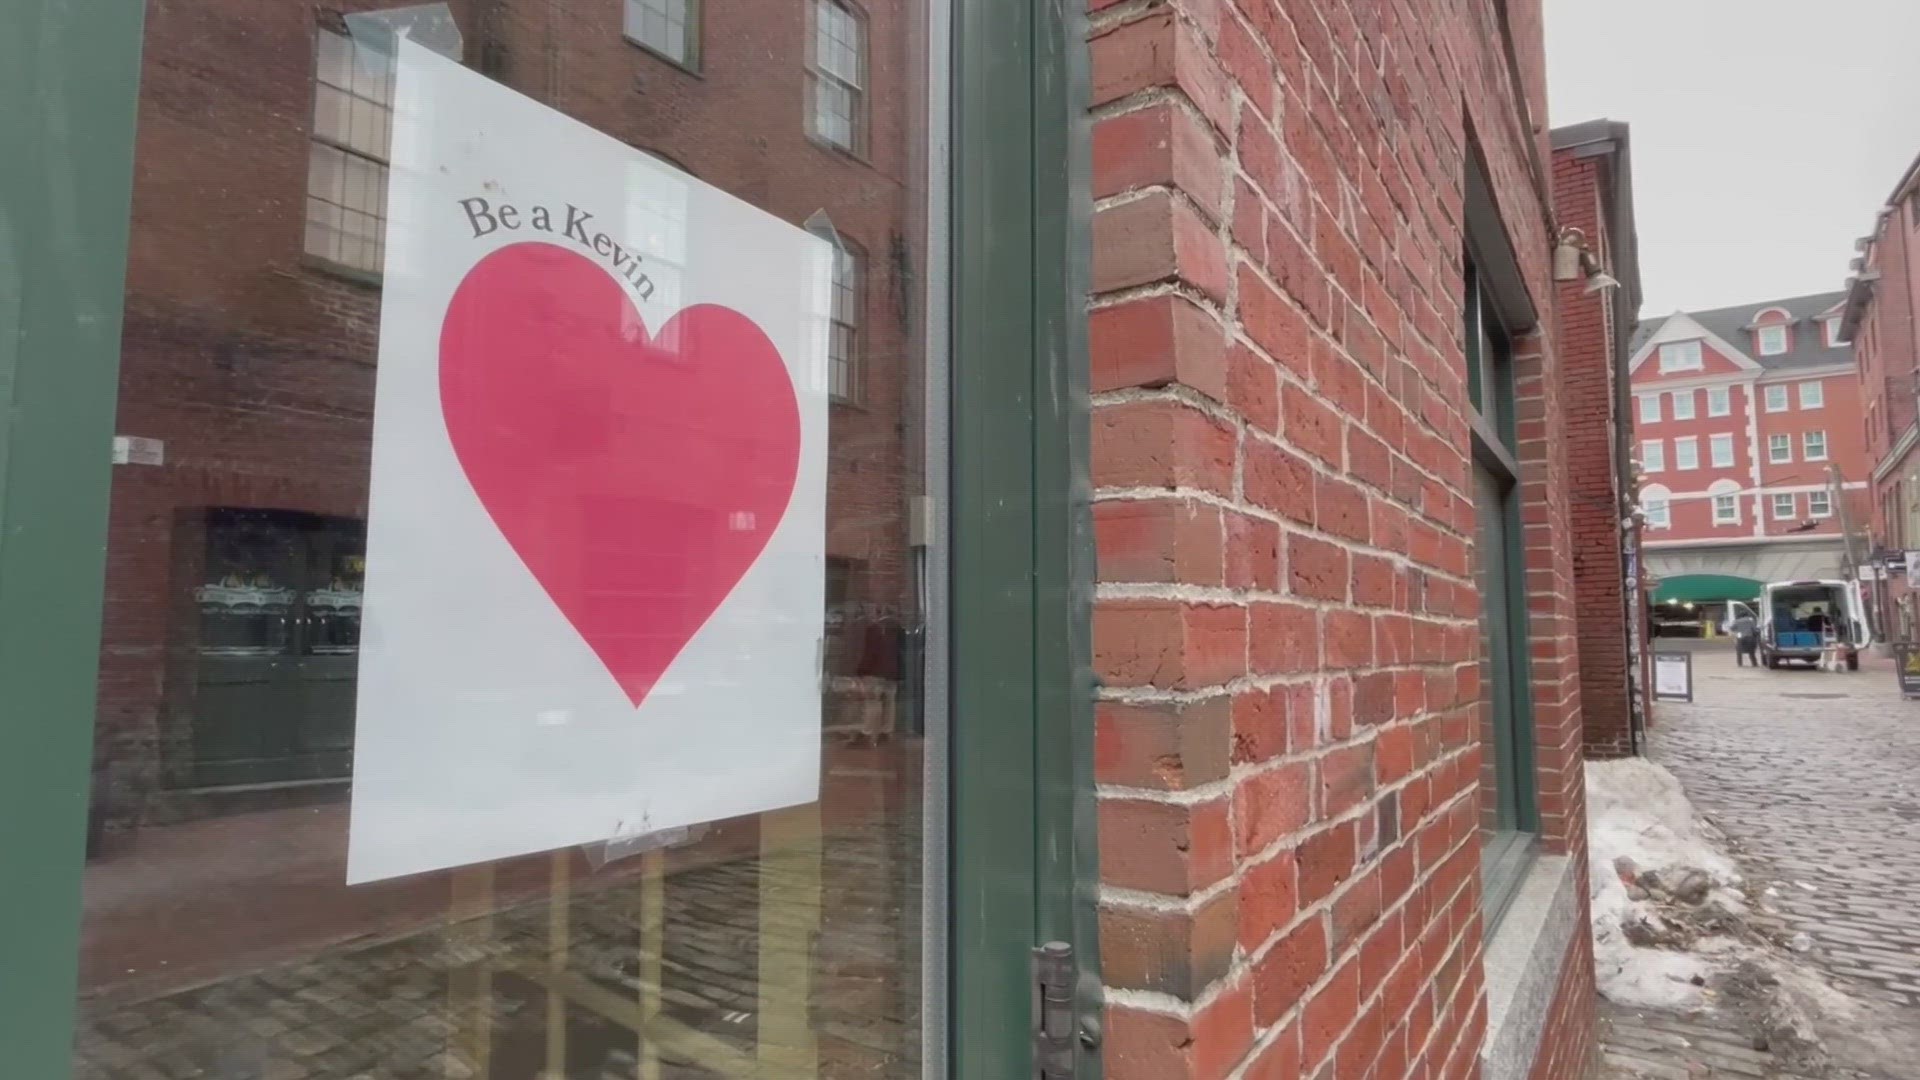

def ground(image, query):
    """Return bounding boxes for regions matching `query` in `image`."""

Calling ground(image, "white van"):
[1736,579,1871,670]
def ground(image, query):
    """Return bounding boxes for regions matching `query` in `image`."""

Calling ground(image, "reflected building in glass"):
[80,1,937,1077]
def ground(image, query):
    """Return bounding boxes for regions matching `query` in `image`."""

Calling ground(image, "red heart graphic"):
[439,241,802,707]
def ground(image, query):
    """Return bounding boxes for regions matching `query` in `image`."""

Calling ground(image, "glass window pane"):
[348,96,385,157]
[306,143,340,199]
[1474,466,1521,847]
[76,4,947,1076]
[814,78,856,149]
[315,28,352,88]
[815,1,862,85]
[303,197,342,261]
[312,84,349,145]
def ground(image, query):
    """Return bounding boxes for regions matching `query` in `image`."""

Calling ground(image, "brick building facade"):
[1844,152,1920,642]
[1627,293,1867,617]
[1086,0,1602,1076]
[1550,121,1646,758]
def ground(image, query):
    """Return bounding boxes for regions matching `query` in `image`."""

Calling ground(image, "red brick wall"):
[1858,194,1920,640]
[1632,380,1754,535]
[1629,372,1863,544]
[1754,371,1866,532]
[1858,198,1920,472]
[1086,0,1593,1075]
[1552,149,1630,758]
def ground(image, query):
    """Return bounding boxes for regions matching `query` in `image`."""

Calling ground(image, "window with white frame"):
[1764,384,1789,412]
[1768,433,1792,463]
[1670,389,1696,420]
[1714,494,1740,524]
[305,27,394,274]
[1644,495,1671,529]
[625,0,699,67]
[808,0,866,153]
[1757,324,1789,356]
[1799,380,1824,409]
[1641,439,1664,473]
[1658,340,1703,372]
[1772,492,1797,520]
[1825,317,1844,347]
[1710,433,1734,468]
[1804,430,1828,461]
[827,243,863,401]
[1638,394,1660,424]
[1674,436,1699,470]
[1809,490,1833,518]
[1707,386,1731,417]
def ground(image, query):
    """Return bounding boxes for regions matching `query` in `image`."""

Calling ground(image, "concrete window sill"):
[1480,853,1580,1080]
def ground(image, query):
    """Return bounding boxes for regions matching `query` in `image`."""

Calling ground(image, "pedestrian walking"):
[1729,610,1759,667]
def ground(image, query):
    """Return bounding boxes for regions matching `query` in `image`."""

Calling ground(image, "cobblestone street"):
[1590,642,1920,1079]
[1647,643,1920,1011]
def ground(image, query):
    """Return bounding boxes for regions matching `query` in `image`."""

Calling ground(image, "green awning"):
[1650,574,1764,605]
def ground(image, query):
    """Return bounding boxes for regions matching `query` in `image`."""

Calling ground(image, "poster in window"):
[348,39,832,884]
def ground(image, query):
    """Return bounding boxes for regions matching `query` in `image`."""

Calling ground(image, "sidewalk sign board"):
[1652,651,1693,703]
[1896,644,1920,699]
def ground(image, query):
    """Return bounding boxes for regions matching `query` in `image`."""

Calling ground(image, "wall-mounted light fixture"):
[1553,226,1620,294]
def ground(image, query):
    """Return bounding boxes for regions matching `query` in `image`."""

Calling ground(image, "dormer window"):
[1752,308,1792,356]
[1825,316,1845,347]
[1658,340,1703,372]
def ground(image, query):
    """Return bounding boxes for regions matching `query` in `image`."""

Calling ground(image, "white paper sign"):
[1652,653,1692,702]
[347,40,831,884]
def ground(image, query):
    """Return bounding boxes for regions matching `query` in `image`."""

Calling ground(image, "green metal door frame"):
[951,0,1100,1073]
[0,3,148,1076]
[0,0,1097,1075]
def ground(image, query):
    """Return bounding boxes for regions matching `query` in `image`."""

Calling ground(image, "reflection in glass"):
[808,0,865,153]
[76,1,940,1076]
[625,0,699,67]
[307,28,394,273]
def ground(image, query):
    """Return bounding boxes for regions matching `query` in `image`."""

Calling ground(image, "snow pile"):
[1586,757,1744,1010]
[1585,759,1920,1074]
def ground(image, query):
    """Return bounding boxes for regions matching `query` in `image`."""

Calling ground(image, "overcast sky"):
[1545,0,1920,316]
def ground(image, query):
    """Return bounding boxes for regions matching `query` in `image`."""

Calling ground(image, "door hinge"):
[1033,941,1078,1079]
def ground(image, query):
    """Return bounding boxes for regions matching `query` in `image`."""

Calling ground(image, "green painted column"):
[0,3,147,1073]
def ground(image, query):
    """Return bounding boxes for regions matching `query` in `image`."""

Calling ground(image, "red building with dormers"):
[1628,292,1867,611]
